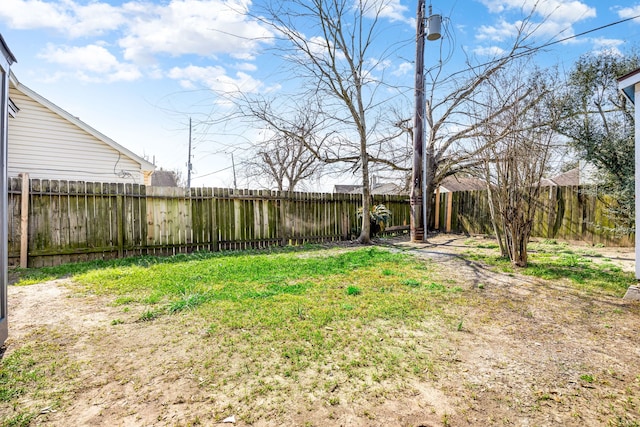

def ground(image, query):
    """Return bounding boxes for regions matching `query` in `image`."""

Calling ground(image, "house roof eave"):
[617,67,640,105]
[0,34,17,66]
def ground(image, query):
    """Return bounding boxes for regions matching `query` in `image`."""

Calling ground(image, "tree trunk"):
[357,144,372,244]
[423,146,437,234]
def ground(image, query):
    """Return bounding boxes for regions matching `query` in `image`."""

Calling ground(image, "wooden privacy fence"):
[434,185,634,247]
[8,176,411,267]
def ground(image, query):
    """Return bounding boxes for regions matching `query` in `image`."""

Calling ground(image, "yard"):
[1,234,639,426]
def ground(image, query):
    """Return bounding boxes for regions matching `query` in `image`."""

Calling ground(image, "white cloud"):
[168,65,265,94]
[0,0,72,30]
[0,0,272,68]
[473,46,506,57]
[0,0,124,36]
[0,0,277,90]
[593,38,624,49]
[479,0,595,21]
[392,61,413,77]
[70,2,126,37]
[476,19,521,42]
[39,44,142,82]
[364,0,410,23]
[118,0,273,65]
[235,62,258,72]
[591,38,624,56]
[617,5,640,21]
[476,0,596,42]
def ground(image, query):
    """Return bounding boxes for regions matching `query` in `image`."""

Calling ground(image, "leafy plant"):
[357,204,392,236]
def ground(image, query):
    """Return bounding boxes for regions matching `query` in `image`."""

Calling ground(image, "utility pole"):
[187,117,192,189]
[411,2,441,242]
[410,0,426,242]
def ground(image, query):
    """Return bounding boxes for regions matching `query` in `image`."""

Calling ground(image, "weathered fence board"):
[8,177,633,268]
[437,186,633,247]
[8,178,412,267]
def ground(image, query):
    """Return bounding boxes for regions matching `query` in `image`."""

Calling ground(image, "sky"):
[1,0,640,190]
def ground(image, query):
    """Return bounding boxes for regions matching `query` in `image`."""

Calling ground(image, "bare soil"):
[3,234,640,426]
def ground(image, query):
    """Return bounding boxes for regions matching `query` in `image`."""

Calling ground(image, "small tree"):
[476,65,559,266]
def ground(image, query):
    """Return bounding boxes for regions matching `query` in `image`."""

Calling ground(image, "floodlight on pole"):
[410,2,441,242]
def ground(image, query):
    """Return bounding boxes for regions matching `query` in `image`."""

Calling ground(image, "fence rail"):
[8,177,411,267]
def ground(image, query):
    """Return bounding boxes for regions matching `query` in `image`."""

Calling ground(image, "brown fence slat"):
[7,178,633,267]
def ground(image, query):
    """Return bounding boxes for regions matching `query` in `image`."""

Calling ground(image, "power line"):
[446,13,640,79]
[191,165,235,180]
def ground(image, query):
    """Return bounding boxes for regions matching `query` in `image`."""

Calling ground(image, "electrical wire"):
[191,164,235,180]
[445,13,640,80]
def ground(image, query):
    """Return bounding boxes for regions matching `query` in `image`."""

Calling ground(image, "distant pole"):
[187,117,192,189]
[231,152,237,189]
[410,0,426,242]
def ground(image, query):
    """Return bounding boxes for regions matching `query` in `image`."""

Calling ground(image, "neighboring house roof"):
[332,182,408,195]
[8,71,155,185]
[333,184,362,194]
[545,168,579,187]
[371,183,407,195]
[438,176,486,193]
[151,169,179,187]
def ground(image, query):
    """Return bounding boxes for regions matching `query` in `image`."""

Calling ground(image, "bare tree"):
[474,64,559,267]
[252,0,412,243]
[239,100,325,192]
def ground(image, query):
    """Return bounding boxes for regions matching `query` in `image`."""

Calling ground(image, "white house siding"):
[8,87,149,184]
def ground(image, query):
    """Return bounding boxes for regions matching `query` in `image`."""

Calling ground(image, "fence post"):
[116,189,124,258]
[209,189,220,252]
[434,187,440,229]
[19,173,29,268]
[446,191,453,233]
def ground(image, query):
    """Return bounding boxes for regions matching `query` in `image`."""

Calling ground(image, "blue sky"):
[1,0,640,189]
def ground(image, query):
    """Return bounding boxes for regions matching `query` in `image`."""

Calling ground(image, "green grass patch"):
[0,340,74,426]
[8,248,460,393]
[0,347,38,403]
[401,278,421,287]
[462,242,633,296]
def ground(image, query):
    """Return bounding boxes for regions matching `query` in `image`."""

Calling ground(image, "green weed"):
[401,279,421,287]
[580,374,595,383]
[139,309,161,322]
[346,286,362,296]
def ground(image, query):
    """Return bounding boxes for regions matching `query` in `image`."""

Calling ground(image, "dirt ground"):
[3,234,640,426]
